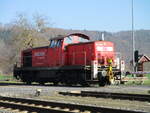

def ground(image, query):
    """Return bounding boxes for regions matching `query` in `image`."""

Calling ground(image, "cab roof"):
[50,33,90,40]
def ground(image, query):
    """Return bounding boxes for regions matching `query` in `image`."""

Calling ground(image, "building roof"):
[138,55,150,63]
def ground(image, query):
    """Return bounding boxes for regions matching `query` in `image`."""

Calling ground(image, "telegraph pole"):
[132,0,135,73]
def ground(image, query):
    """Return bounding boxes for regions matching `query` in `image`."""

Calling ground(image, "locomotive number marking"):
[34,52,45,56]
[97,47,113,51]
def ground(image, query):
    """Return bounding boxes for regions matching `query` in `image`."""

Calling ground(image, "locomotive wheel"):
[53,81,59,86]
[26,81,32,85]
[79,73,89,87]
[65,80,73,86]
[98,76,106,86]
[22,77,32,85]
[80,82,89,87]
[98,72,107,86]
[38,82,45,85]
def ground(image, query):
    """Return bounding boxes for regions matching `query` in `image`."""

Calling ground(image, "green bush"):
[0,75,14,81]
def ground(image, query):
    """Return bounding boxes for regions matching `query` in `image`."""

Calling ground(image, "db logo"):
[34,52,45,56]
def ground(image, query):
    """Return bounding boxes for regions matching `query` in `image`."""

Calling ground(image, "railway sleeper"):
[0,100,75,113]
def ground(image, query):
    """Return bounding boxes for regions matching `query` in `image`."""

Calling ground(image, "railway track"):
[0,96,147,113]
[59,91,150,102]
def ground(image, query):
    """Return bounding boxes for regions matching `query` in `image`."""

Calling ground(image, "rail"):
[0,96,146,113]
[59,91,150,102]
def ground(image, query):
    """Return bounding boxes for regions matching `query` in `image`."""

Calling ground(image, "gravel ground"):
[0,84,149,97]
[0,84,149,112]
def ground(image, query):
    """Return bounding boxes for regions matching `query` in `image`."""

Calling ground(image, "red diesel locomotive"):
[14,33,124,86]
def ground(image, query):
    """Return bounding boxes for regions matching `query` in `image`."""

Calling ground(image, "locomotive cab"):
[48,33,90,66]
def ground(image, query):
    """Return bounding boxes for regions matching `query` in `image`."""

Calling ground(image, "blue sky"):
[0,0,150,32]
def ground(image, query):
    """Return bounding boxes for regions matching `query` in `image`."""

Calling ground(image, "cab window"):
[56,40,61,47]
[50,40,56,48]
[64,36,72,44]
[49,39,62,48]
[79,37,89,42]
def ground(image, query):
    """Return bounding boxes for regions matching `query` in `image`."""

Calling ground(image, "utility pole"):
[132,0,135,73]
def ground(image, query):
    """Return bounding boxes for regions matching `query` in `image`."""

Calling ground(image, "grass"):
[0,75,14,81]
[139,74,150,85]
[125,74,150,86]
[143,74,150,85]
[146,74,150,79]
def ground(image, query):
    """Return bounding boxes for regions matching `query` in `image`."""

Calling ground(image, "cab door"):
[48,39,63,66]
